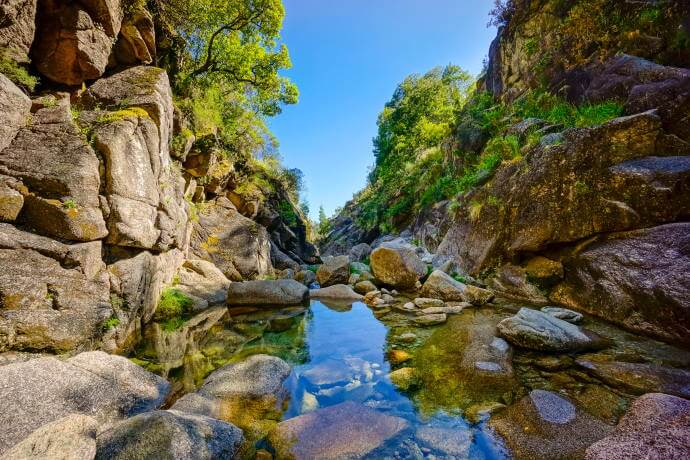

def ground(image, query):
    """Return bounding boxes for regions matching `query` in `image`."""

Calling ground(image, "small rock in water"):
[542,306,583,323]
[381,288,391,295]
[389,367,419,390]
[417,305,464,315]
[300,391,319,414]
[388,349,412,365]
[416,426,472,458]
[354,280,377,295]
[413,313,447,326]
[397,302,418,312]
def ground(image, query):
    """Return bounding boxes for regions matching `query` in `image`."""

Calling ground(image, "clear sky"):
[268,0,497,219]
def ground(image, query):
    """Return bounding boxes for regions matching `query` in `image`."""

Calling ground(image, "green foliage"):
[102,316,121,331]
[510,91,623,128]
[317,205,331,237]
[0,50,38,92]
[356,65,474,231]
[96,107,150,124]
[61,199,78,210]
[154,288,194,329]
[278,200,298,226]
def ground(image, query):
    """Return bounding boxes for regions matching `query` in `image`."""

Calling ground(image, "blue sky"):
[268,0,497,218]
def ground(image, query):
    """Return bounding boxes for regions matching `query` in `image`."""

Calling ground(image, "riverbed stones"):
[420,270,493,305]
[354,280,377,294]
[489,389,613,459]
[370,245,426,290]
[414,313,447,326]
[0,352,170,455]
[584,393,690,460]
[226,279,308,306]
[95,410,244,460]
[575,360,690,399]
[498,308,606,352]
[541,306,583,323]
[413,298,444,308]
[316,255,350,287]
[310,284,363,301]
[268,401,408,459]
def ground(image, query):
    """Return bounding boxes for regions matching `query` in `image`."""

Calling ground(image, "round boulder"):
[370,245,426,290]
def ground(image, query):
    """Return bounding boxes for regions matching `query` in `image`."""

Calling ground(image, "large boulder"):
[31,0,123,85]
[551,223,690,346]
[0,74,31,153]
[349,243,372,262]
[0,414,97,460]
[0,0,37,60]
[95,410,244,460]
[315,255,350,287]
[0,351,170,455]
[112,7,156,66]
[438,112,690,275]
[0,223,111,353]
[585,393,690,460]
[268,401,408,459]
[489,390,613,459]
[226,279,308,306]
[0,95,108,241]
[191,198,272,281]
[172,354,290,442]
[497,308,606,352]
[370,244,426,290]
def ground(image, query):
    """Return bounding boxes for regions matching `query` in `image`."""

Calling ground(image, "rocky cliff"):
[0,0,318,356]
[322,0,690,347]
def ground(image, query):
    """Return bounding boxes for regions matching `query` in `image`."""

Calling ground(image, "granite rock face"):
[370,244,427,290]
[0,0,37,60]
[584,393,690,460]
[226,280,308,306]
[552,223,690,347]
[0,352,170,455]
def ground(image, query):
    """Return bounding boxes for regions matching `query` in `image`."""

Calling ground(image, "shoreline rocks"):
[370,245,426,290]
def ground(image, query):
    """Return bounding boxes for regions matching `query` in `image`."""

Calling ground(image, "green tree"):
[317,205,330,236]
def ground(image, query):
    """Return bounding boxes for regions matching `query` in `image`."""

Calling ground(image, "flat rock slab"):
[269,401,408,459]
[226,279,309,306]
[585,393,690,460]
[310,284,363,301]
[576,360,690,399]
[0,351,170,455]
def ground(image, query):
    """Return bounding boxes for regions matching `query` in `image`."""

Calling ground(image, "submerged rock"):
[0,414,97,460]
[584,393,690,460]
[226,279,308,306]
[576,360,690,399]
[268,401,408,459]
[95,410,244,460]
[389,367,419,391]
[172,354,291,441]
[316,255,350,287]
[0,352,170,455]
[370,245,426,290]
[415,426,472,458]
[489,390,613,459]
[498,308,607,352]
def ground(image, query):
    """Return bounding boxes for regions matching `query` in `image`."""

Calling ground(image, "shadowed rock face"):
[552,223,690,347]
[0,0,37,61]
